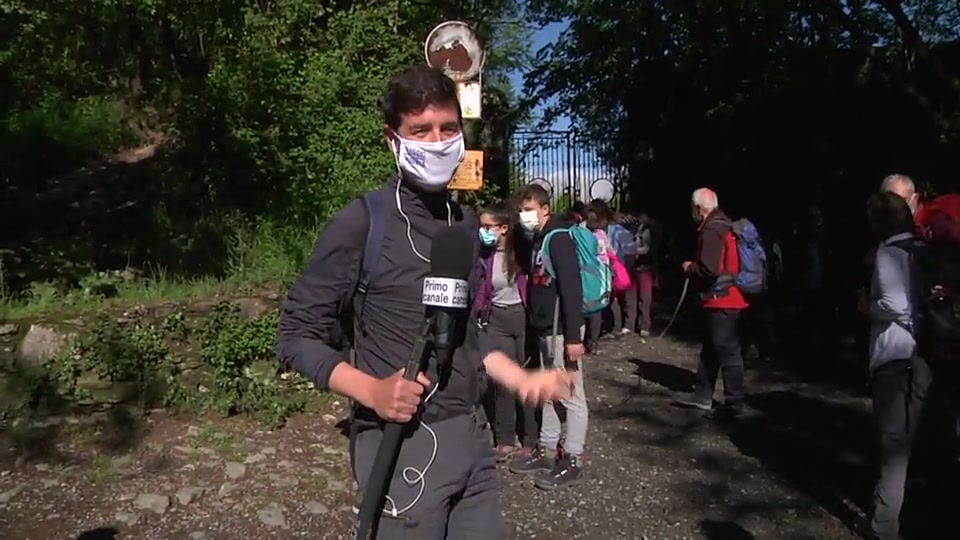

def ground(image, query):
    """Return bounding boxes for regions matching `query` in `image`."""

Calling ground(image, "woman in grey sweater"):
[861,191,932,540]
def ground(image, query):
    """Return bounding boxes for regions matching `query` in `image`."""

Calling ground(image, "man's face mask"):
[391,132,465,191]
[519,210,540,233]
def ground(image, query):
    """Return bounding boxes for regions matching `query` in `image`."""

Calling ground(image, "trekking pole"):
[660,277,689,337]
[354,323,431,540]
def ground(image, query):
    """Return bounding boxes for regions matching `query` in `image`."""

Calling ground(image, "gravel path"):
[1,332,952,539]
[500,333,868,540]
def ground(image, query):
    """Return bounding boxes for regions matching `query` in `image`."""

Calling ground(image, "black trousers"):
[481,304,537,448]
[695,308,745,403]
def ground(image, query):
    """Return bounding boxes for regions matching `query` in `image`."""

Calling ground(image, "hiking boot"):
[534,453,584,491]
[705,401,743,421]
[508,446,554,474]
[672,391,713,411]
[495,444,516,463]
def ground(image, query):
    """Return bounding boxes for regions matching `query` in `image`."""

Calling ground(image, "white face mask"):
[519,210,539,232]
[392,133,465,191]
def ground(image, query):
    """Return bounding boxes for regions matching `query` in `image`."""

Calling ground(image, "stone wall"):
[0,293,283,409]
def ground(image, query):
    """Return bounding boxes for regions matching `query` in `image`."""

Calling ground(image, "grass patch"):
[90,453,117,482]
[0,219,319,321]
[191,425,242,459]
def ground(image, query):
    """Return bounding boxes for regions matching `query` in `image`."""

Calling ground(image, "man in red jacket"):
[673,188,750,420]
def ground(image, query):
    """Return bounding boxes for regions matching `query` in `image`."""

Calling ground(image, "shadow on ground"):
[631,358,698,392]
[598,347,960,539]
[649,283,871,395]
[0,406,149,465]
[75,528,119,540]
[700,519,755,540]
[730,390,874,533]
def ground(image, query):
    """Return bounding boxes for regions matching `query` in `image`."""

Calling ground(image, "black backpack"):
[632,214,662,263]
[890,237,960,364]
[333,190,388,360]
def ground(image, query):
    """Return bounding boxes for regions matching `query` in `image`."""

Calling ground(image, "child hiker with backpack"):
[606,207,642,337]
[509,184,596,491]
[583,200,632,352]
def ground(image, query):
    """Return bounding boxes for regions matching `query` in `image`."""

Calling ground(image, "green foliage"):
[458,180,507,211]
[523,0,960,224]
[2,0,531,308]
[44,314,174,408]
[183,303,304,428]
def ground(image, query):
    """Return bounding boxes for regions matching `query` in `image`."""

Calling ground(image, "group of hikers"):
[474,177,960,540]
[474,186,661,488]
[276,64,960,539]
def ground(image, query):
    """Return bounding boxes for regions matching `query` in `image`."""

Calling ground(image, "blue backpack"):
[607,223,639,259]
[730,218,767,295]
[540,226,612,316]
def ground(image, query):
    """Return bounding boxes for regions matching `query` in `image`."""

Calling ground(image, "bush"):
[0,301,314,429]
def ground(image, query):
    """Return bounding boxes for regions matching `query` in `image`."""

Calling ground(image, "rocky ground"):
[1,330,956,539]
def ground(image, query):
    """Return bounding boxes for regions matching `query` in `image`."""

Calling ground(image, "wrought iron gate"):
[509,130,626,211]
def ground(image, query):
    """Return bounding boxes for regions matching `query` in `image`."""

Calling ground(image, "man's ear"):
[383,125,394,152]
[542,203,551,217]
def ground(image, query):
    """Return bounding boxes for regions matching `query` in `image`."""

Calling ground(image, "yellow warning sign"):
[450,150,484,191]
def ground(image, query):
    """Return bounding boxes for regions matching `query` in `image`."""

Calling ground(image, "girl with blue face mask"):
[474,201,535,462]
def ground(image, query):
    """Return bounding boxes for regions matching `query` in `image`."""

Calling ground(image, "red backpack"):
[916,193,960,245]
[911,194,960,365]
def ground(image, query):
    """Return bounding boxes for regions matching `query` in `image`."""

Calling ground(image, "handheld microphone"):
[422,226,475,367]
[355,225,475,540]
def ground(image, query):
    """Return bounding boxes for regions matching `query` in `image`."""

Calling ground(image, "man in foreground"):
[277,66,571,539]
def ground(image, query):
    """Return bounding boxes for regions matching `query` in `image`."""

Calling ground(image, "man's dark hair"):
[515,184,550,206]
[866,191,914,240]
[382,66,461,130]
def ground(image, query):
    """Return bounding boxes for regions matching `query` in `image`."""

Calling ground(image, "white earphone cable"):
[393,156,453,263]
[380,145,450,515]
[381,382,441,517]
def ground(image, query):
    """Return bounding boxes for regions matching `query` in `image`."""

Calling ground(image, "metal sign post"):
[425,20,486,193]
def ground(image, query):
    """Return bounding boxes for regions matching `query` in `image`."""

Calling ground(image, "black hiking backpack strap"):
[345,189,388,442]
[347,190,387,369]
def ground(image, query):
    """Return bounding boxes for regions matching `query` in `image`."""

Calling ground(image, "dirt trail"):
[2,333,948,539]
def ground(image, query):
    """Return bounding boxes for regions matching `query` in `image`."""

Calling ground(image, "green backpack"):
[540,226,612,316]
